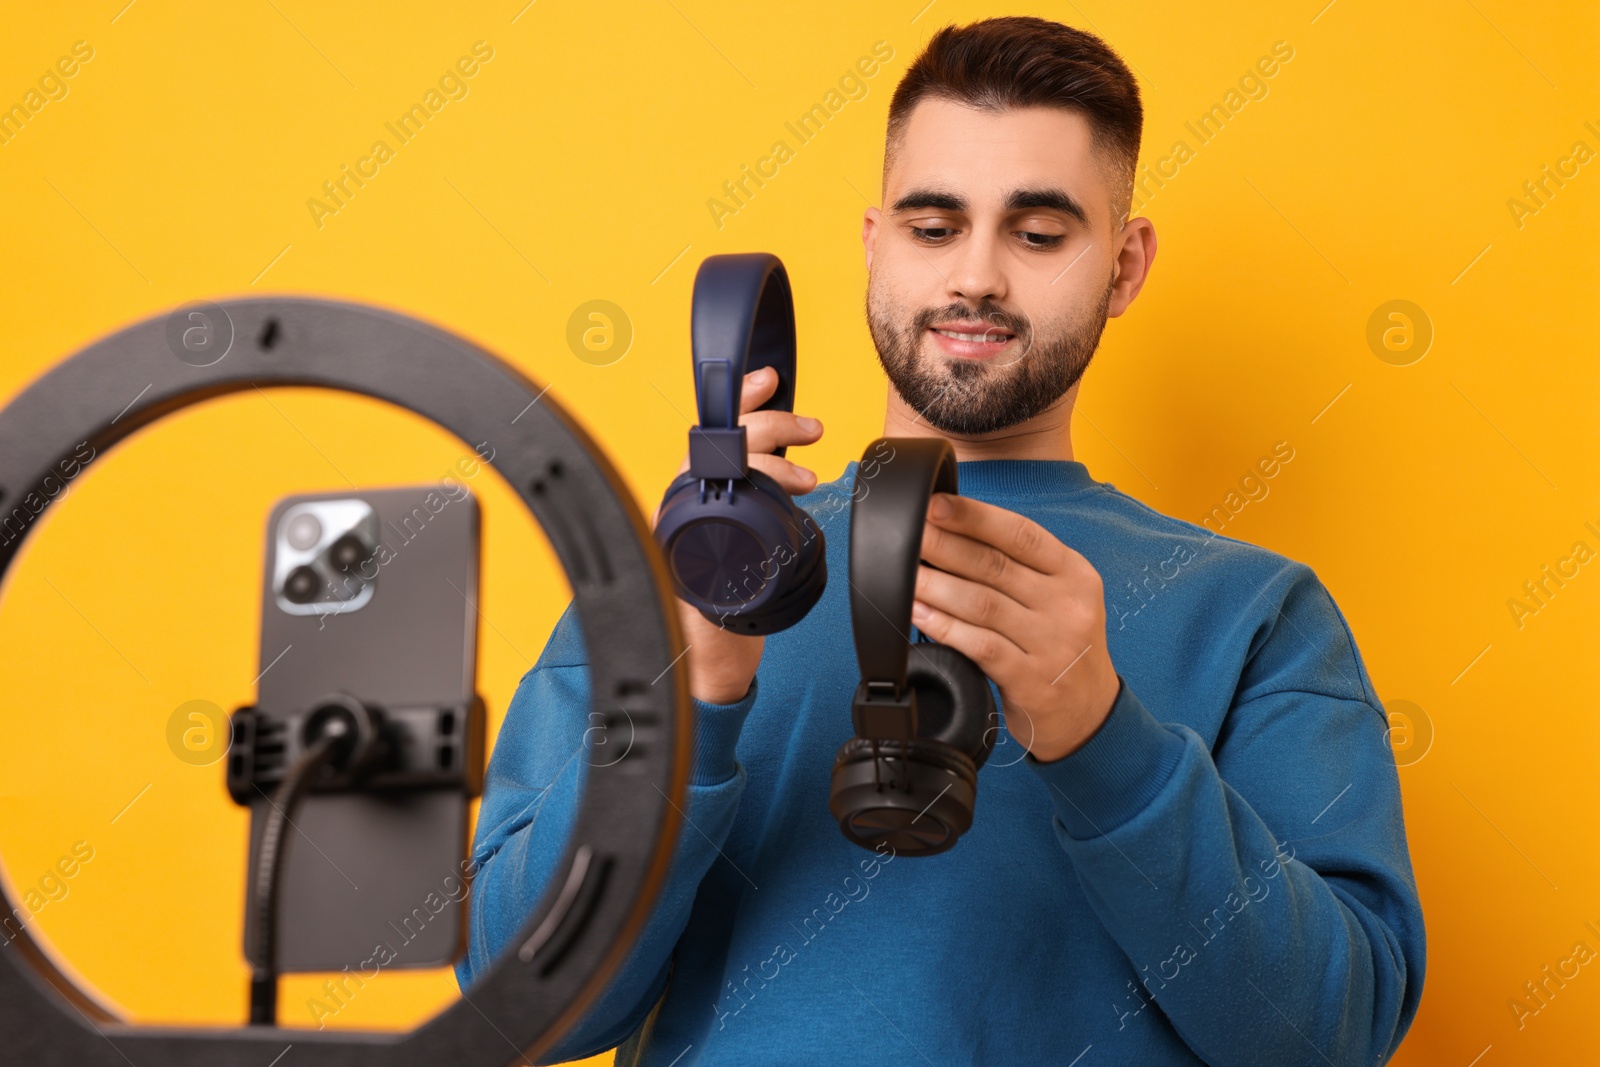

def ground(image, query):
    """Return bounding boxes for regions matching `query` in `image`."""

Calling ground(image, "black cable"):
[248,730,342,1026]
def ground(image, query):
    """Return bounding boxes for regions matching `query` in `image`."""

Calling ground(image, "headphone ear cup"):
[735,467,827,633]
[828,737,977,856]
[905,642,997,769]
[653,467,826,635]
[742,467,827,577]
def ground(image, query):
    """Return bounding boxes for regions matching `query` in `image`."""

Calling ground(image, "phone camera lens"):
[284,564,322,604]
[328,533,367,573]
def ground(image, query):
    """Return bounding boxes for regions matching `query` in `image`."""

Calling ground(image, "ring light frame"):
[0,297,692,1066]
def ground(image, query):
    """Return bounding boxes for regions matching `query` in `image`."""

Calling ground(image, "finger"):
[914,562,1040,654]
[910,597,1025,680]
[742,409,822,455]
[738,366,781,415]
[920,518,1050,608]
[748,453,818,495]
[926,493,1070,575]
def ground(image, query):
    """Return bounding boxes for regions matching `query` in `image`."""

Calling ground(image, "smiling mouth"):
[931,326,1014,343]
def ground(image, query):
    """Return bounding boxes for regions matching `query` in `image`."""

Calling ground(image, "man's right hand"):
[651,366,824,705]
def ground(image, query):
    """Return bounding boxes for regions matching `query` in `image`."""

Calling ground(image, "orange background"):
[0,2,1596,1064]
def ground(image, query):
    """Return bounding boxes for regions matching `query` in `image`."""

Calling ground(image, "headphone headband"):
[689,253,797,467]
[848,437,958,695]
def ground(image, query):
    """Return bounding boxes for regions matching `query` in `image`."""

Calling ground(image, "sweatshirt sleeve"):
[1026,564,1426,1067]
[454,602,758,1064]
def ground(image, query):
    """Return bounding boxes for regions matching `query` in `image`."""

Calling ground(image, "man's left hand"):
[910,492,1120,763]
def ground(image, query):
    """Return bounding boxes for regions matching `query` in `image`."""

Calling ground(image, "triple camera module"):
[273,498,381,615]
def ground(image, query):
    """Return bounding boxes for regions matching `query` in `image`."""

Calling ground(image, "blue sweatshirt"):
[456,459,1425,1066]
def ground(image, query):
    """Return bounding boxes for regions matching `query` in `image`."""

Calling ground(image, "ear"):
[1107,215,1157,318]
[863,206,882,272]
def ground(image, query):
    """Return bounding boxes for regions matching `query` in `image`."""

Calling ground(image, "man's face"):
[864,99,1130,436]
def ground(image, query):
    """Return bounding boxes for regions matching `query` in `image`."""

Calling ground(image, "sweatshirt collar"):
[835,457,1102,501]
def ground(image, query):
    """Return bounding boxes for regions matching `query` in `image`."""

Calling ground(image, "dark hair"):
[885,16,1143,225]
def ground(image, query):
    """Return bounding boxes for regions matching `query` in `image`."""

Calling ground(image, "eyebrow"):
[889,186,1090,226]
[1006,187,1090,225]
[890,189,965,213]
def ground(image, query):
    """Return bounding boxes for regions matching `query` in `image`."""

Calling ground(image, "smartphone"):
[232,484,484,974]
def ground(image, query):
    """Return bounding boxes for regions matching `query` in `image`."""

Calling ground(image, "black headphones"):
[654,253,827,635]
[828,437,996,856]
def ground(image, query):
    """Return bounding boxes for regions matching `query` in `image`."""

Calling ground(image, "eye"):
[1017,231,1065,250]
[910,226,957,243]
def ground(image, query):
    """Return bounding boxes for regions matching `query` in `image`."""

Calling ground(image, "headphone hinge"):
[853,682,917,740]
[687,426,747,480]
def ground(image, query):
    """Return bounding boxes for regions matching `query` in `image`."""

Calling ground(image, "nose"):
[945,228,1007,307]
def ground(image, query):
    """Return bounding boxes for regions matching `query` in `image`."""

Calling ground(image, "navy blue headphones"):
[654,253,827,635]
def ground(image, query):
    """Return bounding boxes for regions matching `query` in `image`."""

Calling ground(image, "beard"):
[866,271,1114,436]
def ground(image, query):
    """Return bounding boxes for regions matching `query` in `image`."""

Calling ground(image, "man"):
[457,16,1425,1066]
